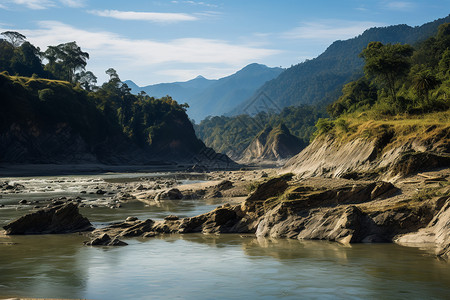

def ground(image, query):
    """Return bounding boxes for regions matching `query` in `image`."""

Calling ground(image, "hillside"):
[231,14,450,114]
[282,112,450,179]
[0,72,233,167]
[283,22,450,178]
[126,63,283,122]
[239,124,306,163]
[195,105,326,158]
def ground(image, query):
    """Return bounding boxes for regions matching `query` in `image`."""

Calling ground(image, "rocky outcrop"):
[3,202,93,234]
[395,196,450,259]
[239,124,306,163]
[282,125,450,179]
[84,233,128,246]
[90,176,413,244]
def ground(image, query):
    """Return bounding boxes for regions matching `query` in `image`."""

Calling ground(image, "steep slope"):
[231,15,450,114]
[125,63,283,122]
[0,73,234,167]
[282,113,450,180]
[239,124,306,163]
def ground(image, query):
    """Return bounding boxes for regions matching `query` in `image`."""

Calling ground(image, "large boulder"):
[155,188,183,201]
[3,202,93,234]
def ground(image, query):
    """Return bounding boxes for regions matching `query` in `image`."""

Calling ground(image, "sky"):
[0,0,449,86]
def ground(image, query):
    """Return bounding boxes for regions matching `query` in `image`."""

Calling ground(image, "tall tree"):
[360,42,413,101]
[1,31,26,47]
[44,41,89,83]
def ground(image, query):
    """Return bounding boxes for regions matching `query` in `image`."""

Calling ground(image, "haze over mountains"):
[125,63,283,122]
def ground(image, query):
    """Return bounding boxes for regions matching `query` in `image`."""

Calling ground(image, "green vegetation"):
[195,105,327,156]
[0,31,204,162]
[320,23,450,141]
[232,15,450,115]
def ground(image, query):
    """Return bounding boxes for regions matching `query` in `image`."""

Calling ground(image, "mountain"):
[125,63,283,122]
[239,124,306,163]
[230,14,450,115]
[124,75,213,104]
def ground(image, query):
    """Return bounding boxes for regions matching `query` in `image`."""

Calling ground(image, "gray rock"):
[155,188,183,201]
[3,203,93,234]
[84,233,128,246]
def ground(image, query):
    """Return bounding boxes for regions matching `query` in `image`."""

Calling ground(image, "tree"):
[412,68,440,103]
[327,77,378,117]
[76,70,97,91]
[360,42,413,101]
[10,41,44,77]
[1,31,26,47]
[44,41,89,83]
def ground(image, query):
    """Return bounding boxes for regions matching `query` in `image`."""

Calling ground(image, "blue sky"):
[0,0,449,85]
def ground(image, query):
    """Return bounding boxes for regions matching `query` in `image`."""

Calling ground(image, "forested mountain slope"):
[230,15,450,114]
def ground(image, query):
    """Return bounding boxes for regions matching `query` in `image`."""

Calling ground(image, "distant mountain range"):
[124,63,283,122]
[230,14,450,115]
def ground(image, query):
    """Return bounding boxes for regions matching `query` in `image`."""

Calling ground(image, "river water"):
[1,173,450,299]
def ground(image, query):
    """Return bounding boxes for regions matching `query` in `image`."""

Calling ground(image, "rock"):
[3,203,93,234]
[370,181,398,199]
[126,216,138,222]
[155,188,183,201]
[164,215,179,221]
[51,200,64,206]
[84,233,127,246]
[244,174,293,211]
[216,180,233,191]
[396,197,450,259]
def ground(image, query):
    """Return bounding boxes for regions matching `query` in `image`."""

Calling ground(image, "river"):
[1,173,449,299]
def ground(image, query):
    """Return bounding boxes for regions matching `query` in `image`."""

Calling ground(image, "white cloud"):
[6,0,86,9]
[59,0,86,8]
[11,0,55,9]
[282,20,385,41]
[8,21,280,84]
[384,1,415,11]
[88,9,198,23]
[172,0,218,8]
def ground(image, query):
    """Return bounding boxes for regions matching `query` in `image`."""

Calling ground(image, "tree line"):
[0,31,200,159]
[0,31,96,88]
[327,23,450,118]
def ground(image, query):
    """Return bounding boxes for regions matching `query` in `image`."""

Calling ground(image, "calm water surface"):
[1,173,449,299]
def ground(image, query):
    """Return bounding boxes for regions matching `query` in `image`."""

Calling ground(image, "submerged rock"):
[3,202,93,234]
[84,233,127,246]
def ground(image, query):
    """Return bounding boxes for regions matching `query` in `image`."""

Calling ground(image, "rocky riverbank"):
[2,166,449,260]
[80,168,449,259]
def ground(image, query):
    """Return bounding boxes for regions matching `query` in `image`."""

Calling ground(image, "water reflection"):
[1,234,449,299]
[0,234,87,299]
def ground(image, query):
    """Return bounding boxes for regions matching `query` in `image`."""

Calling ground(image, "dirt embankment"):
[282,122,449,180]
